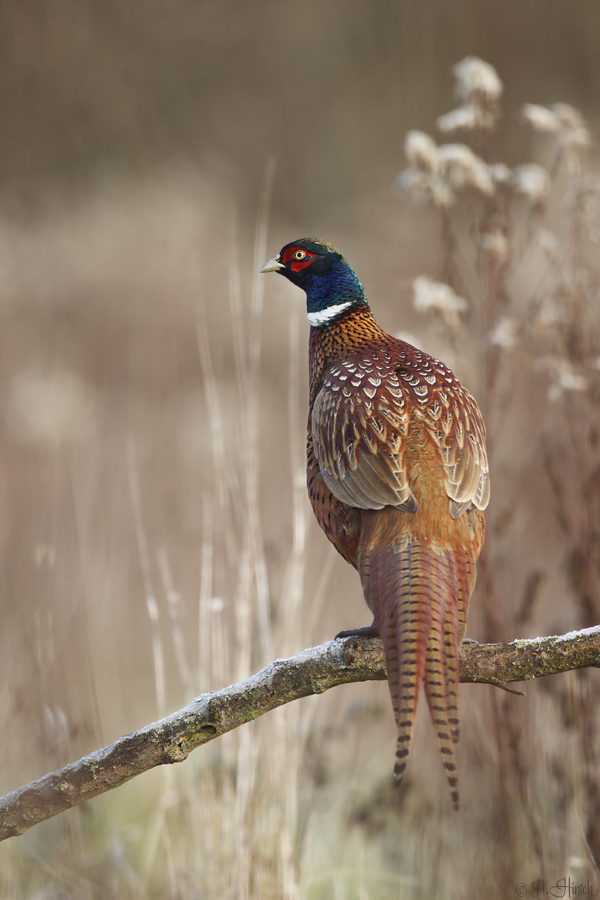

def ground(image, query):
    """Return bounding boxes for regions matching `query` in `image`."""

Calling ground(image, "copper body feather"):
[307,305,488,808]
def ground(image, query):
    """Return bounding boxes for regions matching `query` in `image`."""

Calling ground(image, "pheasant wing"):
[311,358,417,512]
[420,382,489,518]
[394,349,490,518]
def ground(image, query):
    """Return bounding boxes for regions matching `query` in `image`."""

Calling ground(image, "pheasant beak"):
[260,255,285,274]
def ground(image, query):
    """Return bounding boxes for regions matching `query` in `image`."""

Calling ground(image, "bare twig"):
[1,625,599,842]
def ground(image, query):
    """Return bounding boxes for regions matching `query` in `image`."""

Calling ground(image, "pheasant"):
[261,238,489,808]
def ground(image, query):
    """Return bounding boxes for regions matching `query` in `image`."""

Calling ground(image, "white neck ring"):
[307,302,353,327]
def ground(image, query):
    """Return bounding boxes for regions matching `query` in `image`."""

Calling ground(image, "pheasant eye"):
[294,249,306,260]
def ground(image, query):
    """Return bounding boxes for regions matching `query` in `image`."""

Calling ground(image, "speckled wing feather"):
[394,344,490,519]
[311,342,489,522]
[311,351,418,514]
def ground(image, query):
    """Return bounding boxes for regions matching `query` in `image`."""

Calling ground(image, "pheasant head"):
[260,238,368,326]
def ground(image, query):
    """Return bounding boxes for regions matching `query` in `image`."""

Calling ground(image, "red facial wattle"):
[281,246,317,273]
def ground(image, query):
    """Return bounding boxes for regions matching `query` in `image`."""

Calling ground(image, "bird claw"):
[335,623,381,640]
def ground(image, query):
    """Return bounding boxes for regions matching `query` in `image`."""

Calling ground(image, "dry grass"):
[0,60,599,900]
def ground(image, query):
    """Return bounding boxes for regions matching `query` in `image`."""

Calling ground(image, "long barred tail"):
[359,531,469,809]
[423,557,460,808]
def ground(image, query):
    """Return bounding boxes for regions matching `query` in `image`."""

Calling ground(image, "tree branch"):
[1,625,599,841]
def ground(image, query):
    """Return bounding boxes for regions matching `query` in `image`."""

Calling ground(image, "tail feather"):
[444,546,473,745]
[360,534,434,787]
[393,536,433,784]
[359,517,468,808]
[442,596,460,744]
[424,555,460,808]
[360,535,432,785]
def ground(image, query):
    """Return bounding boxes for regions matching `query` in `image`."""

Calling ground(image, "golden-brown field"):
[1,3,599,897]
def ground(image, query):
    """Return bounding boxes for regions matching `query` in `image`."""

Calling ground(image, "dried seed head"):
[437,143,494,195]
[452,57,503,105]
[560,127,592,152]
[413,276,468,333]
[536,356,588,401]
[404,130,439,172]
[488,163,512,187]
[393,168,455,209]
[555,127,593,175]
[489,316,518,349]
[522,102,591,174]
[512,164,550,203]
[437,104,481,134]
[551,103,587,131]
[521,104,560,133]
[429,177,456,208]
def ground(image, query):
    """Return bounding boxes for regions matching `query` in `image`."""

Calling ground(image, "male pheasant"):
[261,238,489,808]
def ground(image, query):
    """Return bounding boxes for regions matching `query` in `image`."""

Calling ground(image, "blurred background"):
[1,1,600,897]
